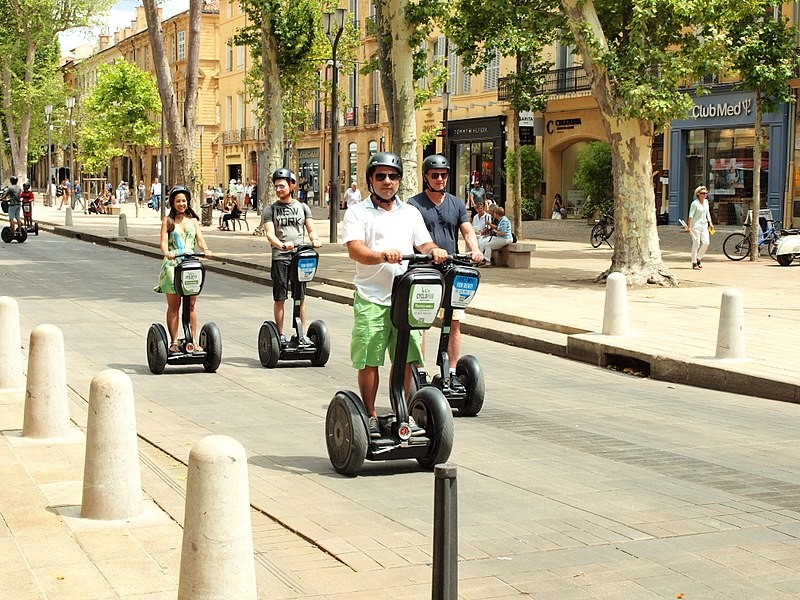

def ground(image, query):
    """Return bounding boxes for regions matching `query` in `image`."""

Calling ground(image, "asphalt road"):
[6,232,800,598]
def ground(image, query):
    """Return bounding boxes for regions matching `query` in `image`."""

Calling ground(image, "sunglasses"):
[274,184,288,190]
[428,172,448,180]
[373,173,401,182]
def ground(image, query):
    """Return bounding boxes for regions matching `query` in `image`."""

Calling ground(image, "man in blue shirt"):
[408,154,483,392]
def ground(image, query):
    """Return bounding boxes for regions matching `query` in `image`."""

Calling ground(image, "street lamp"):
[44,104,52,206]
[65,97,79,212]
[198,125,204,188]
[323,7,347,243]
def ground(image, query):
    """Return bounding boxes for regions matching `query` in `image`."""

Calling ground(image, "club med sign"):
[690,98,752,120]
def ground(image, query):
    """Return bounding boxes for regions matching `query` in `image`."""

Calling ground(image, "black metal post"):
[326,9,346,243]
[432,463,458,599]
[160,109,166,219]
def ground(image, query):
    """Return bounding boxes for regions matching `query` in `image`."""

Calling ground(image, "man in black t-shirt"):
[408,155,483,392]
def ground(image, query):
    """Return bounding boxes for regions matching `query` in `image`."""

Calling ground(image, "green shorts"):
[351,292,424,369]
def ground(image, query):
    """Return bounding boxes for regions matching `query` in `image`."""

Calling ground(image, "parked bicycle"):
[722,218,782,261]
[590,212,614,248]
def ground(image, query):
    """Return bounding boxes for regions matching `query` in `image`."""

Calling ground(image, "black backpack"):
[56,185,64,197]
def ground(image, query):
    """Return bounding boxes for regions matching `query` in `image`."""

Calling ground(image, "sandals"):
[193,345,204,353]
[168,341,181,354]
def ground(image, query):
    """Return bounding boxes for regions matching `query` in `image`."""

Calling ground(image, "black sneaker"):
[368,416,381,439]
[449,374,465,393]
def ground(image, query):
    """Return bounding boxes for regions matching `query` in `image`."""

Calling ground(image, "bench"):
[494,242,537,268]
[230,209,250,231]
[105,206,121,216]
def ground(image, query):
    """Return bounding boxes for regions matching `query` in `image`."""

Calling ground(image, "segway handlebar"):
[173,251,206,259]
[401,253,479,265]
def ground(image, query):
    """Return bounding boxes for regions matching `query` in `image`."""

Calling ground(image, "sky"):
[58,0,187,54]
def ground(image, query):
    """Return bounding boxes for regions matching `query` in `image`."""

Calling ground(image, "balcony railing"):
[344,106,358,127]
[223,129,241,145]
[538,66,591,95]
[241,126,258,141]
[363,104,379,125]
[351,16,360,31]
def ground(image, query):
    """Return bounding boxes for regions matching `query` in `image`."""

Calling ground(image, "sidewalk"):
[18,196,800,402]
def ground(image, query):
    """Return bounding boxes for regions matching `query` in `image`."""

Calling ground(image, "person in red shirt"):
[20,182,34,229]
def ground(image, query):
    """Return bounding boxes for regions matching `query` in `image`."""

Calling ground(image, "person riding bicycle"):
[3,176,22,236]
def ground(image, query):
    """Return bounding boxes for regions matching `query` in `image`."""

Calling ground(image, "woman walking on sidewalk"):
[686,185,713,269]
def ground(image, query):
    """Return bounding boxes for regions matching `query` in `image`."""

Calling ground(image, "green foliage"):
[728,8,798,112]
[504,145,542,200]
[573,141,613,217]
[445,0,562,113]
[79,60,161,172]
[521,197,541,220]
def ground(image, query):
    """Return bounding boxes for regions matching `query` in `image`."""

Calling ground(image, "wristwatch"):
[281,243,287,250]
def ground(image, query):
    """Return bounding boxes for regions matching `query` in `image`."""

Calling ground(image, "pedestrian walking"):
[685,185,713,270]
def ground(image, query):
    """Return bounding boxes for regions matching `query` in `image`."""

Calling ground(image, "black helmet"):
[272,168,296,185]
[422,154,449,173]
[9,176,17,185]
[366,152,403,180]
[22,182,30,190]
[169,185,191,205]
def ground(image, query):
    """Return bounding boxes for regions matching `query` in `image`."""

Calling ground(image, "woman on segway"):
[154,186,212,354]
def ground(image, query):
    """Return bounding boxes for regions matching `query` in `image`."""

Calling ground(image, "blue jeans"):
[151,195,160,210]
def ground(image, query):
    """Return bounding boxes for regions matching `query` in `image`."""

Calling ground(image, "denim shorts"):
[350,292,423,370]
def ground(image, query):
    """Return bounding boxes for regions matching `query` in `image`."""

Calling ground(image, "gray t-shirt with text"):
[261,199,312,260]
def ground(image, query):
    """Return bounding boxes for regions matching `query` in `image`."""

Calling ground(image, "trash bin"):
[201,203,213,227]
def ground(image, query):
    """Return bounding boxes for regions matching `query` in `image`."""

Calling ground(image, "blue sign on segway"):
[297,257,318,282]
[450,274,478,308]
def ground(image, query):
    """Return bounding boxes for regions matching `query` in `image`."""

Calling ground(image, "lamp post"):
[44,105,52,206]
[198,125,204,188]
[65,97,77,211]
[323,7,347,243]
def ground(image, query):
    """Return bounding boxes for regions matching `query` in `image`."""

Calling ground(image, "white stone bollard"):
[118,213,128,237]
[22,325,69,438]
[65,206,73,226]
[178,435,257,600]
[716,288,746,359]
[81,369,143,520]
[602,272,630,336]
[0,296,24,390]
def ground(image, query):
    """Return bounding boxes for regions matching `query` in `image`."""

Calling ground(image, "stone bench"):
[494,242,537,268]
[105,206,121,216]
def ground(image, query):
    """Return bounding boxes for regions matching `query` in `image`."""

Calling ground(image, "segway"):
[411,254,484,416]
[258,244,330,368]
[146,252,222,374]
[1,199,27,243]
[325,254,454,476]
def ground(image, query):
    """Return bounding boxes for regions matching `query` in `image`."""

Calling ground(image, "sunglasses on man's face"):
[428,172,448,180]
[373,172,401,182]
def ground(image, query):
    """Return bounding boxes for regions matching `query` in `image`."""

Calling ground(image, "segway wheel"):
[146,323,169,374]
[409,387,454,469]
[777,254,794,266]
[199,322,222,373]
[258,321,281,368]
[33,222,38,236]
[307,320,330,367]
[456,355,485,417]
[16,227,27,243]
[1,227,12,243]
[325,393,368,476]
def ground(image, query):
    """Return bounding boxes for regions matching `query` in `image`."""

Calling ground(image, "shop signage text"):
[298,148,320,159]
[546,118,582,134]
[450,126,490,137]
[690,98,752,120]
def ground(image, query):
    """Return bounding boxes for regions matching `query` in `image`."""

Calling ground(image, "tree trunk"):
[750,90,763,262]
[143,0,199,209]
[259,12,283,180]
[375,0,418,198]
[1,39,36,180]
[562,0,674,286]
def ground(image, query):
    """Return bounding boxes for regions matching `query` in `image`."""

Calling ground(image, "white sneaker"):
[407,416,425,436]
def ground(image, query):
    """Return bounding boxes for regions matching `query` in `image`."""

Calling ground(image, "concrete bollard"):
[22,325,69,438]
[178,435,257,600]
[64,206,73,226]
[0,296,24,390]
[118,213,128,237]
[432,464,458,600]
[716,288,746,359]
[81,369,143,520]
[602,272,630,336]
